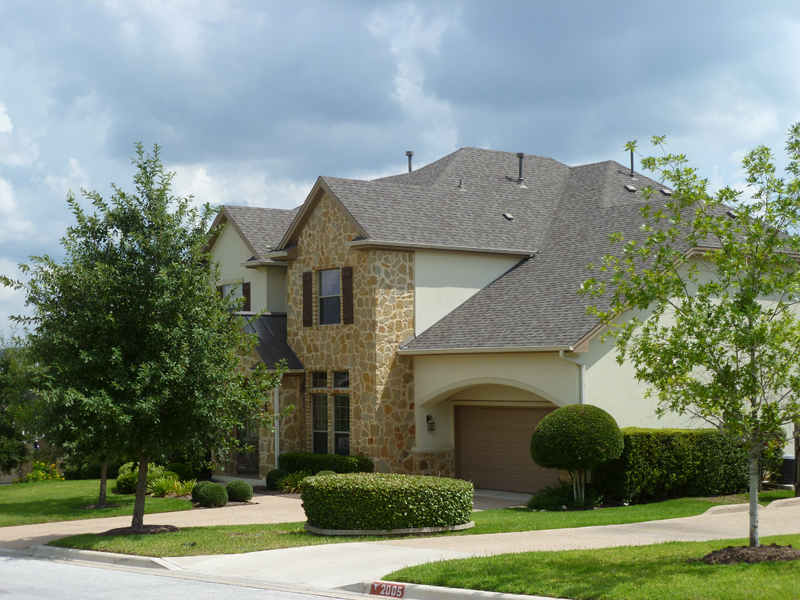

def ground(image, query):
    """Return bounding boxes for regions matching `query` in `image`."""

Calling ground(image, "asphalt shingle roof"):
[224,205,299,259]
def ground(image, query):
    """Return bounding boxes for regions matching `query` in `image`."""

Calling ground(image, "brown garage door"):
[455,406,560,493]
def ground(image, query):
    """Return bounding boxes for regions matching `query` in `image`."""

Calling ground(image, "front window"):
[312,394,328,454]
[334,394,350,455]
[319,269,341,325]
[310,369,350,455]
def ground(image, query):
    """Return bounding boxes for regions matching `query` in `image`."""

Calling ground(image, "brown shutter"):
[302,271,313,327]
[242,282,251,312]
[342,266,353,325]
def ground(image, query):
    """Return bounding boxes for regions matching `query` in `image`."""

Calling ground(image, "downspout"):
[558,350,585,405]
[273,385,281,469]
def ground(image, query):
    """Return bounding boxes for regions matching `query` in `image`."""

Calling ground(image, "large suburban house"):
[207,147,710,493]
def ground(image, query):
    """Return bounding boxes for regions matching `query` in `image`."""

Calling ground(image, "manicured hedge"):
[278,452,374,475]
[266,468,289,490]
[195,482,228,508]
[226,479,253,502]
[594,428,748,503]
[301,473,472,531]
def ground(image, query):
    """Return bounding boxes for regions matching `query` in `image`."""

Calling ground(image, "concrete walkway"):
[2,489,800,598]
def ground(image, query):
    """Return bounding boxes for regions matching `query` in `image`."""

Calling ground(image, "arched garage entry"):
[450,384,561,494]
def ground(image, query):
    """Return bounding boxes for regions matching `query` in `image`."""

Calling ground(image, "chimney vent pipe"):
[517,152,525,186]
[406,151,414,173]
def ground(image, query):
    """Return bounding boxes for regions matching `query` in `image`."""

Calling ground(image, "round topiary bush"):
[301,473,473,532]
[266,468,289,490]
[226,479,253,502]
[530,404,623,506]
[191,480,216,502]
[195,483,228,508]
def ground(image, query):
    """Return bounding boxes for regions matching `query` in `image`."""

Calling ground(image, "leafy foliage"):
[194,482,228,508]
[14,461,63,483]
[191,480,216,503]
[582,123,800,546]
[2,144,284,528]
[265,468,289,490]
[277,452,374,474]
[594,428,748,503]
[530,405,623,505]
[225,479,253,502]
[278,470,310,493]
[113,462,166,494]
[165,462,193,482]
[0,345,33,475]
[301,473,473,531]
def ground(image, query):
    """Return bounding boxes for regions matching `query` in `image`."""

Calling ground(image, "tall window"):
[310,369,350,455]
[319,269,340,325]
[334,395,350,455]
[312,394,328,454]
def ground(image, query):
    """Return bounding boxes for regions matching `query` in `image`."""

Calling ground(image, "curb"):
[305,521,474,537]
[345,580,559,600]
[1,545,181,571]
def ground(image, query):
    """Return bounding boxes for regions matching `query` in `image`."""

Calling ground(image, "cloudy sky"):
[1,0,799,332]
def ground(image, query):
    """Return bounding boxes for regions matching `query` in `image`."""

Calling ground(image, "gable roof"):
[208,205,299,259]
[388,155,670,353]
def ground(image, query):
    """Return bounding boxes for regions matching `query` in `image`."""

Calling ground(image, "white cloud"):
[170,164,312,210]
[44,158,90,196]
[368,4,459,160]
[0,103,12,133]
[0,177,36,243]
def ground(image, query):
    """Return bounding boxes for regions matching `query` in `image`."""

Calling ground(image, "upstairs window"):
[319,269,341,325]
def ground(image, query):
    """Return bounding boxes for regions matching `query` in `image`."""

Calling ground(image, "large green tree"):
[3,144,283,528]
[582,123,800,548]
[0,343,32,475]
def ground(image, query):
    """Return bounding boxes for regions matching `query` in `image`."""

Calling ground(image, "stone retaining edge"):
[304,521,474,537]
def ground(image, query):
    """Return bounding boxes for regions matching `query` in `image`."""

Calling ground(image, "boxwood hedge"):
[301,473,472,531]
[278,452,374,475]
[594,428,749,503]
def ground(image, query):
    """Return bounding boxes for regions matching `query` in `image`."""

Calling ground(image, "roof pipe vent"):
[630,149,636,180]
[516,152,527,188]
[406,150,414,173]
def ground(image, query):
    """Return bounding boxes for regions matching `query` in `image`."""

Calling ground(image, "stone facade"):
[285,193,420,474]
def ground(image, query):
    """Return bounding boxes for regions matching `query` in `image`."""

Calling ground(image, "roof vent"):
[516,152,527,188]
[624,184,637,192]
[727,210,738,219]
[503,213,514,221]
[406,150,414,173]
[458,178,466,191]
[660,188,673,196]
[629,149,636,180]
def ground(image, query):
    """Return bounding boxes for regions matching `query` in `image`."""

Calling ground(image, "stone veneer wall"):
[284,193,424,474]
[257,374,304,477]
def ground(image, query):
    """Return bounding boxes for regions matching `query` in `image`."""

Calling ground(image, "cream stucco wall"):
[414,250,521,335]
[210,220,286,314]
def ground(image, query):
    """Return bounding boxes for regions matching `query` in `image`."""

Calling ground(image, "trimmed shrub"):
[192,480,216,502]
[112,463,167,494]
[278,452,374,475]
[594,428,749,503]
[530,404,623,505]
[166,462,194,482]
[226,480,253,502]
[195,483,228,508]
[79,462,121,480]
[301,473,473,531]
[63,464,82,481]
[315,470,336,477]
[266,468,289,490]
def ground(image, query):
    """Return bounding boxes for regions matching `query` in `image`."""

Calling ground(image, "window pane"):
[319,269,340,297]
[334,432,349,456]
[311,372,327,389]
[312,394,328,431]
[334,394,349,433]
[319,296,340,325]
[333,371,349,389]
[314,432,329,455]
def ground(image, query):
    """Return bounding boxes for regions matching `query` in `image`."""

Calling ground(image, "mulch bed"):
[97,524,181,536]
[694,543,800,564]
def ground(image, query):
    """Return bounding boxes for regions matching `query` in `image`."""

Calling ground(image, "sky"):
[0,0,799,333]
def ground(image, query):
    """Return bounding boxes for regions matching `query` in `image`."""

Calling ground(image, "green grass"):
[387,534,800,600]
[47,490,793,557]
[0,479,192,527]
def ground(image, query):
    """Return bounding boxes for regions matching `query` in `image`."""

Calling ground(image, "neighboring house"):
[207,148,708,493]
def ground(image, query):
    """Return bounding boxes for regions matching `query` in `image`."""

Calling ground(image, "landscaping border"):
[304,520,474,537]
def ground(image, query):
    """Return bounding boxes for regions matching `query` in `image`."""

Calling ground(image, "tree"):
[530,404,623,505]
[2,144,283,528]
[0,344,32,475]
[581,123,800,548]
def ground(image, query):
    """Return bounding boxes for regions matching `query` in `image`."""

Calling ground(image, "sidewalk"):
[2,491,800,599]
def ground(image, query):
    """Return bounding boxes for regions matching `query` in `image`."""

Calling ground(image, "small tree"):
[530,404,623,505]
[3,144,284,528]
[581,123,800,547]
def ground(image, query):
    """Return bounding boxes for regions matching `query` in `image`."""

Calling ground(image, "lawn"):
[0,479,192,527]
[387,533,800,600]
[46,490,792,557]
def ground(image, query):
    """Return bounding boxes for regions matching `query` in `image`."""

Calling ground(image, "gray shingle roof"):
[243,314,303,371]
[333,149,669,351]
[224,205,299,259]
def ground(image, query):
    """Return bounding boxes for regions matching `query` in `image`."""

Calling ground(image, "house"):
[207,148,711,493]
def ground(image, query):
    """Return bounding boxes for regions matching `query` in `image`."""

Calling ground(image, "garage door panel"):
[455,406,560,494]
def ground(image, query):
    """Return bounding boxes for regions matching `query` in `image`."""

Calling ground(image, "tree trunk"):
[749,446,760,548]
[97,460,108,508]
[131,453,149,530]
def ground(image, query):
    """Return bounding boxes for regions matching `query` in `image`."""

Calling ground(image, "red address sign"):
[369,581,406,598]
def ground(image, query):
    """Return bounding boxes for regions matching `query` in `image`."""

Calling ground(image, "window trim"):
[318,268,341,325]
